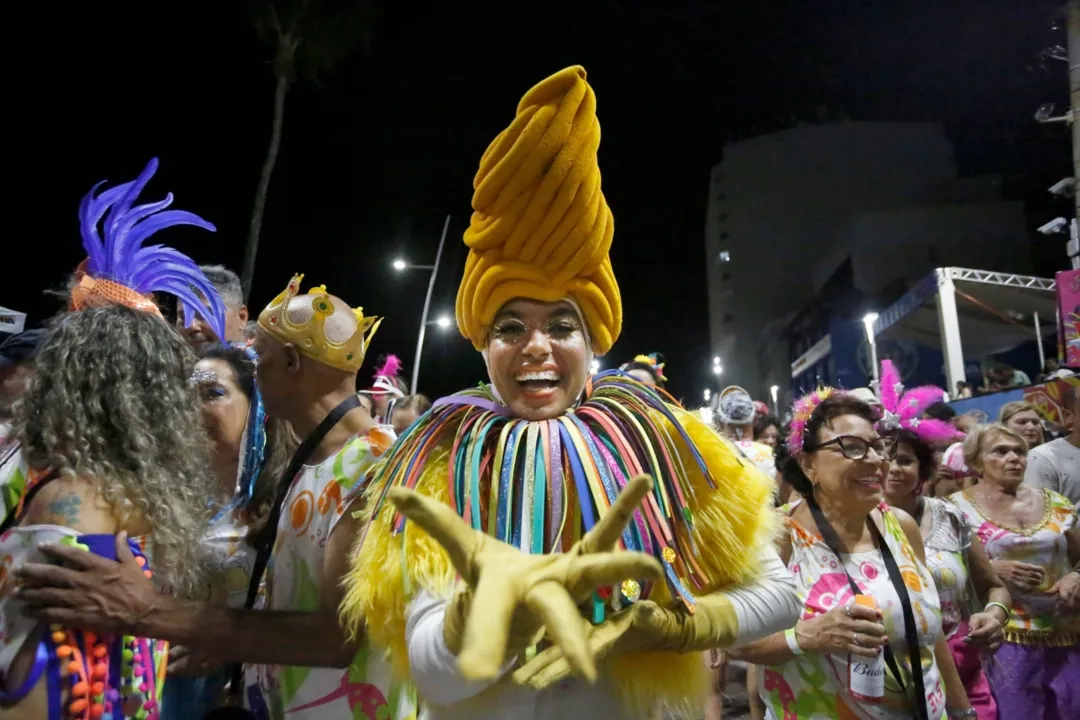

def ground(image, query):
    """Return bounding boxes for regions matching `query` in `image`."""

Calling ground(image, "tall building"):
[704,121,1029,402]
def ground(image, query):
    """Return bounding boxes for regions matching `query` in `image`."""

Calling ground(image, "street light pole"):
[862,313,880,393]
[1068,0,1080,228]
[410,215,451,395]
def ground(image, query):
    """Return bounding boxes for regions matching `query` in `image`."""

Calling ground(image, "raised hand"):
[513,598,673,689]
[389,473,662,683]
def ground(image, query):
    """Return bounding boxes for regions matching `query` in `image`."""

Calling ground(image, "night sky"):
[11,0,1072,403]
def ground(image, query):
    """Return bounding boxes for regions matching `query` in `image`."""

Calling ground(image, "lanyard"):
[219,394,362,708]
[806,499,930,720]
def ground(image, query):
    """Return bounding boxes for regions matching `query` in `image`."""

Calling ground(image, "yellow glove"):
[441,587,544,657]
[512,592,740,690]
[387,474,663,683]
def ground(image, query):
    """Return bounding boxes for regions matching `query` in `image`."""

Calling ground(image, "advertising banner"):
[1058,270,1079,367]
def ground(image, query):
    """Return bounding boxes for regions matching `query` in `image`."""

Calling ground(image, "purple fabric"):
[947,621,998,720]
[987,641,1080,720]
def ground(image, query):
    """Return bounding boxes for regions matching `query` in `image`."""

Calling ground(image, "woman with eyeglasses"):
[730,390,975,719]
[949,424,1080,718]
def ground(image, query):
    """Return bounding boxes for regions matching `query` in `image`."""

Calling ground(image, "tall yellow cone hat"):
[455,66,622,355]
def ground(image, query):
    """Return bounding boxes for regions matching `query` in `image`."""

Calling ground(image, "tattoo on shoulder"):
[45,492,82,525]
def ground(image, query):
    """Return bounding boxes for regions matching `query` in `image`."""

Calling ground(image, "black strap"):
[0,468,60,534]
[223,394,362,702]
[806,499,930,720]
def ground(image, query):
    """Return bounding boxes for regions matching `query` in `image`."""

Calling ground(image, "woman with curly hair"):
[4,306,214,718]
[0,158,226,719]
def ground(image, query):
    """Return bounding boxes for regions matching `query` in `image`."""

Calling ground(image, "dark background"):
[8,0,1073,403]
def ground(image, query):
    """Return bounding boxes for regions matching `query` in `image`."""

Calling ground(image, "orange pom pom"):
[143,570,153,579]
[72,681,89,697]
[91,663,108,679]
[90,704,105,719]
[51,630,66,644]
[56,645,73,658]
[135,556,147,568]
[92,645,107,658]
[67,661,82,675]
[69,698,88,714]
[91,681,105,694]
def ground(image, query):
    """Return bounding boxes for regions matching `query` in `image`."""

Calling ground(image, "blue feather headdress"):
[70,157,227,340]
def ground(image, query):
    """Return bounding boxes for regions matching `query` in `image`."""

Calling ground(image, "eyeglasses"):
[808,435,897,461]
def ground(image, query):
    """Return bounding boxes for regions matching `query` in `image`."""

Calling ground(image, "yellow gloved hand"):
[512,591,740,690]
[441,587,544,657]
[387,474,663,683]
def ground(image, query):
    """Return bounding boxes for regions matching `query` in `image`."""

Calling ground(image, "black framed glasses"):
[808,435,897,461]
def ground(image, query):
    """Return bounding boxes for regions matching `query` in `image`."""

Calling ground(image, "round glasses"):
[808,435,898,461]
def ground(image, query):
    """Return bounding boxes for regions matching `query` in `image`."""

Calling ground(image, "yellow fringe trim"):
[1003,627,1080,647]
[341,406,777,717]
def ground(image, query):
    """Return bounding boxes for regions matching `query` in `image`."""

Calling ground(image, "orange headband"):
[68,260,162,318]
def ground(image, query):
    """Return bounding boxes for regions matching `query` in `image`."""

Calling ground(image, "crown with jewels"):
[257,274,382,373]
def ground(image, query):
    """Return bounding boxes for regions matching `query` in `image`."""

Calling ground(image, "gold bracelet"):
[984,601,1011,622]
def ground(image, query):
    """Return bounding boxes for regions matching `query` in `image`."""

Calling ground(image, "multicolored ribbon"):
[366,371,718,611]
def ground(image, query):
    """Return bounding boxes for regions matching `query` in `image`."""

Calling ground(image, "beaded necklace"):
[4,471,165,720]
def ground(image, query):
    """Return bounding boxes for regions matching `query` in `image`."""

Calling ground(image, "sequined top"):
[949,488,1080,645]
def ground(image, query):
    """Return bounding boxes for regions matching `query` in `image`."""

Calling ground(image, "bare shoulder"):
[22,474,116,533]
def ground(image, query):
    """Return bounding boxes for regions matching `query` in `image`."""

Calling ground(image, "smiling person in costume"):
[341,66,799,720]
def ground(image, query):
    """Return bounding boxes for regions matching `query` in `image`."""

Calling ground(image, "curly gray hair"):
[16,306,213,592]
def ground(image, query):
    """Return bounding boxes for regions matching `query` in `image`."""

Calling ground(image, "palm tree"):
[241,0,374,302]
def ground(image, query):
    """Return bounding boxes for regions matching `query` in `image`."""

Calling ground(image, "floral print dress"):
[920,497,972,640]
[948,488,1079,642]
[948,488,1080,718]
[760,501,946,720]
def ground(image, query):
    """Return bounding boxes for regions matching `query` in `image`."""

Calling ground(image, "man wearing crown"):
[15,275,415,720]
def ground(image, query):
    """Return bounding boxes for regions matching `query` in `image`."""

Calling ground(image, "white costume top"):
[406,547,799,720]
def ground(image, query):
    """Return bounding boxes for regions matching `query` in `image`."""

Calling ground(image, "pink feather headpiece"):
[787,387,839,454]
[877,359,961,446]
[369,354,406,397]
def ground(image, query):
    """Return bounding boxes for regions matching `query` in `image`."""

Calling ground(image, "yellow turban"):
[455,66,622,355]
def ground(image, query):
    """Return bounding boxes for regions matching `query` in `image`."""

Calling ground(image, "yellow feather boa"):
[341,406,777,718]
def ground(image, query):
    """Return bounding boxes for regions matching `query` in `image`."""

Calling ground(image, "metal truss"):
[944,267,1057,292]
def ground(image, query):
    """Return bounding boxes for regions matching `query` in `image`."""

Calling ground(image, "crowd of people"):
[0,66,1077,720]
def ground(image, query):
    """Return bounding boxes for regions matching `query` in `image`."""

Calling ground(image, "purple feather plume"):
[76,158,227,340]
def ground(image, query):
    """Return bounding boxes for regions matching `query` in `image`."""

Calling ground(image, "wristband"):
[984,601,1011,623]
[947,709,977,718]
[784,627,805,656]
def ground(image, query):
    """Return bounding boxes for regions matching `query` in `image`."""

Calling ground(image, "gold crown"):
[257,274,382,373]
